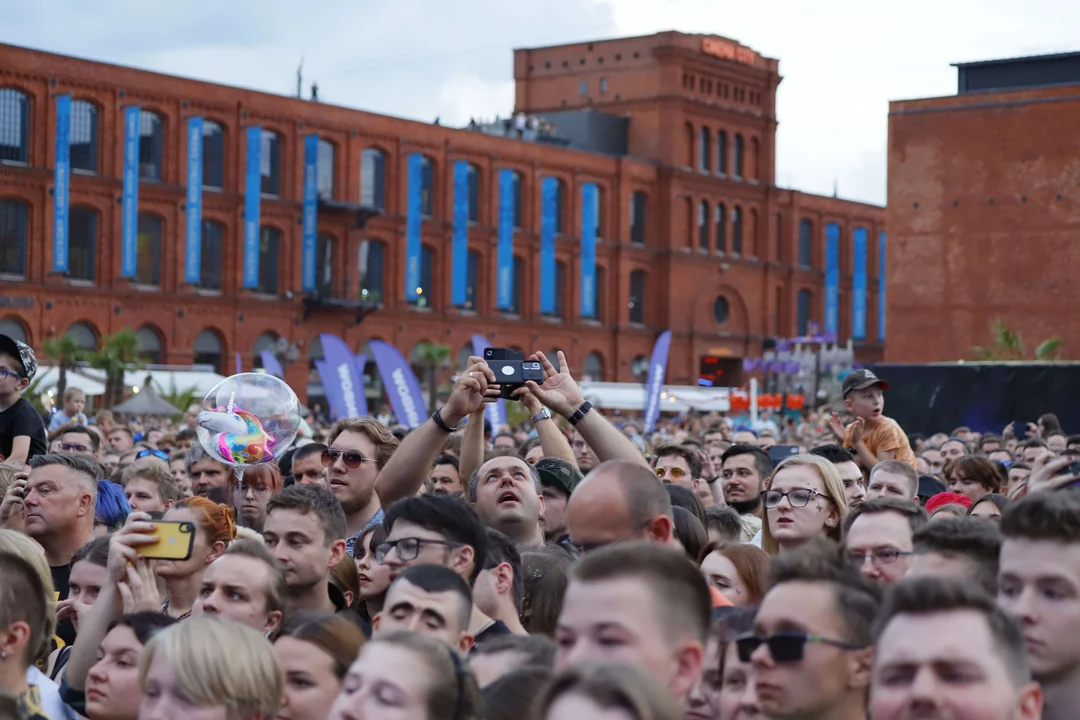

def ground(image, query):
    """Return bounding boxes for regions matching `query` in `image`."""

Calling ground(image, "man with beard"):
[720,444,770,542]
[811,444,866,510]
[323,417,399,556]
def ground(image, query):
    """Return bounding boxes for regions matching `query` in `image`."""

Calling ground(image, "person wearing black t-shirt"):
[0,335,47,465]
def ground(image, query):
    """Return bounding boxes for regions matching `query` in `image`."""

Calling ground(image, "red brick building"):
[0,32,884,404]
[887,51,1080,362]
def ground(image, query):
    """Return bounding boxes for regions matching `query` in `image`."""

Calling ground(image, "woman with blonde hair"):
[761,454,847,556]
[139,615,282,719]
[533,662,683,720]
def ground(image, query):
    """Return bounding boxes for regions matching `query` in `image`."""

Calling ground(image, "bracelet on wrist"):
[431,407,458,433]
[567,401,592,426]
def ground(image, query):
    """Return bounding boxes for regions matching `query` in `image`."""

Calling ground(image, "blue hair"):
[96,480,131,530]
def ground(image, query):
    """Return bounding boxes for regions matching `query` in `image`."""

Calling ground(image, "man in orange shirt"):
[830,370,917,471]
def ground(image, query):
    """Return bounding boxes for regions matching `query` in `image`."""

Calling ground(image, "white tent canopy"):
[33,367,106,396]
[34,366,227,398]
[578,382,730,413]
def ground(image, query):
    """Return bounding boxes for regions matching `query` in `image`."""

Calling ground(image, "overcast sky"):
[5,0,1079,206]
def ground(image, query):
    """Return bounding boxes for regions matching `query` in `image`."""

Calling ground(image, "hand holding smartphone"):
[137,521,196,561]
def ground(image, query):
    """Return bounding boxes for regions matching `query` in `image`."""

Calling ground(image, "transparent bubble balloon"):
[196,373,301,469]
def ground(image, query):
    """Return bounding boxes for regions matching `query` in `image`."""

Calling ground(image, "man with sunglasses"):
[653,444,703,494]
[54,424,100,459]
[747,537,880,720]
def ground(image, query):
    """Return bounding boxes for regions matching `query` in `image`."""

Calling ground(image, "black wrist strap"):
[568,401,592,426]
[432,408,457,433]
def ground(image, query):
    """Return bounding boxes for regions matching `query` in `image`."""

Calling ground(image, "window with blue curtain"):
[467,164,479,223]
[0,199,28,276]
[200,221,223,290]
[258,227,279,294]
[796,289,811,336]
[798,219,813,267]
[512,171,523,228]
[420,157,434,218]
[554,179,566,234]
[360,148,386,210]
[202,121,224,189]
[317,139,335,199]
[70,100,98,174]
[139,111,163,182]
[261,131,282,197]
[359,239,384,304]
[68,206,96,282]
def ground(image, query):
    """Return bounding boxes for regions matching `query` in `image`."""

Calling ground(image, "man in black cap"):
[828,369,916,472]
[534,457,582,544]
[0,334,46,465]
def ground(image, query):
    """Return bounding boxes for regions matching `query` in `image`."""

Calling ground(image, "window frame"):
[69,99,99,175]
[0,88,30,165]
[138,110,164,183]
[0,198,28,278]
[360,147,387,211]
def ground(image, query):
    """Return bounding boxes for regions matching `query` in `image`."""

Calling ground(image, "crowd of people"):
[1,330,1078,720]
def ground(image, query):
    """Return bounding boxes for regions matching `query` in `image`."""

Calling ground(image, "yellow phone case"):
[139,521,196,561]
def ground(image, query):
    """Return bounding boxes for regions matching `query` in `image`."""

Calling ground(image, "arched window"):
[70,100,98,174]
[715,203,726,253]
[135,213,162,286]
[684,122,694,167]
[317,139,335,199]
[252,333,281,369]
[359,239,384,305]
[360,148,386,210]
[798,219,813,267]
[66,321,98,351]
[583,352,603,382]
[717,130,728,175]
[734,133,744,179]
[68,206,96,282]
[699,127,710,173]
[629,270,646,324]
[419,156,434,218]
[466,164,480,224]
[796,289,812,336]
[698,200,709,251]
[630,191,647,245]
[135,326,163,364]
[258,227,280,294]
[261,130,282,197]
[0,318,28,344]
[0,88,30,164]
[0,199,28,277]
[465,249,479,310]
[714,296,730,325]
[193,329,224,372]
[732,206,743,255]
[511,171,523,228]
[139,110,164,182]
[510,256,524,315]
[202,121,224,189]
[316,233,335,298]
[631,355,649,381]
[199,221,224,290]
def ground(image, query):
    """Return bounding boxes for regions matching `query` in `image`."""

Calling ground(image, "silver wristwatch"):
[531,408,553,424]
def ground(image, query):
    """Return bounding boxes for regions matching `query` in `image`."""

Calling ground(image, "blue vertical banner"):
[852,227,867,340]
[243,126,263,289]
[539,177,558,315]
[314,361,343,420]
[368,340,426,428]
[580,182,597,318]
[52,94,71,274]
[184,116,204,284]
[496,169,515,310]
[120,106,141,278]
[234,352,243,375]
[405,153,423,302]
[824,222,840,338]
[470,334,508,428]
[643,330,672,434]
[451,161,470,307]
[878,231,887,342]
[301,134,319,293]
[318,334,369,420]
[259,351,284,378]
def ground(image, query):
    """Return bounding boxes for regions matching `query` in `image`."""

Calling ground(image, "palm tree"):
[971,319,1062,362]
[88,329,145,408]
[42,335,85,401]
[413,341,451,412]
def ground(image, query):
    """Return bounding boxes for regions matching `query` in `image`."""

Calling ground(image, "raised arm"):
[376,360,498,507]
[513,387,576,465]
[457,405,488,486]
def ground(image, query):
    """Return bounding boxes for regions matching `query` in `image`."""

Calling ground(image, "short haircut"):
[946,456,1006,493]
[571,541,711,643]
[61,424,100,452]
[265,485,347,546]
[842,497,929,536]
[469,456,542,502]
[869,460,919,497]
[768,537,882,647]
[979,434,1003,449]
[328,417,399,468]
[470,633,556,666]
[720,444,773,482]
[28,453,100,511]
[96,480,131,529]
[951,426,972,436]
[185,442,228,476]
[665,484,707,526]
[175,427,196,443]
[109,426,134,440]
[654,444,702,478]
[1001,490,1080,543]
[384,494,487,585]
[222,539,288,617]
[810,444,856,465]
[912,516,1002,595]
[483,527,524,613]
[518,437,542,460]
[0,551,50,666]
[390,564,473,631]
[588,460,674,528]
[1017,438,1048,451]
[703,505,743,543]
[120,462,182,503]
[291,442,328,465]
[434,454,460,471]
[63,387,85,401]
[672,507,708,562]
[875,577,1031,686]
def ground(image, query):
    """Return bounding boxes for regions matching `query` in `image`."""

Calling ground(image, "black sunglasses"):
[736,631,866,663]
[321,448,375,470]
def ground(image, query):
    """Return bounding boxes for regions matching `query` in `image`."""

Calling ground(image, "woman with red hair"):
[233,463,283,534]
[157,497,236,619]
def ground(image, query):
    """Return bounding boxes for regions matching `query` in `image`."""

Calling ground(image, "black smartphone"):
[483,347,524,362]
[767,445,800,467]
[483,348,542,400]
[1013,422,1030,441]
[1056,460,1080,477]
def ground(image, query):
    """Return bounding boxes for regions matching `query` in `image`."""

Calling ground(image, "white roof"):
[37,367,228,398]
[33,367,107,396]
[579,382,730,413]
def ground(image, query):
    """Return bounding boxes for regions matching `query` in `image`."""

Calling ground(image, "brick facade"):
[0,34,884,403]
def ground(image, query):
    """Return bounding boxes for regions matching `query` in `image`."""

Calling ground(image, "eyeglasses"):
[655,466,688,479]
[761,488,822,509]
[847,548,912,567]
[736,632,867,663]
[136,449,169,461]
[321,448,375,470]
[375,537,461,564]
[235,482,272,496]
[59,443,91,453]
[0,369,23,381]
